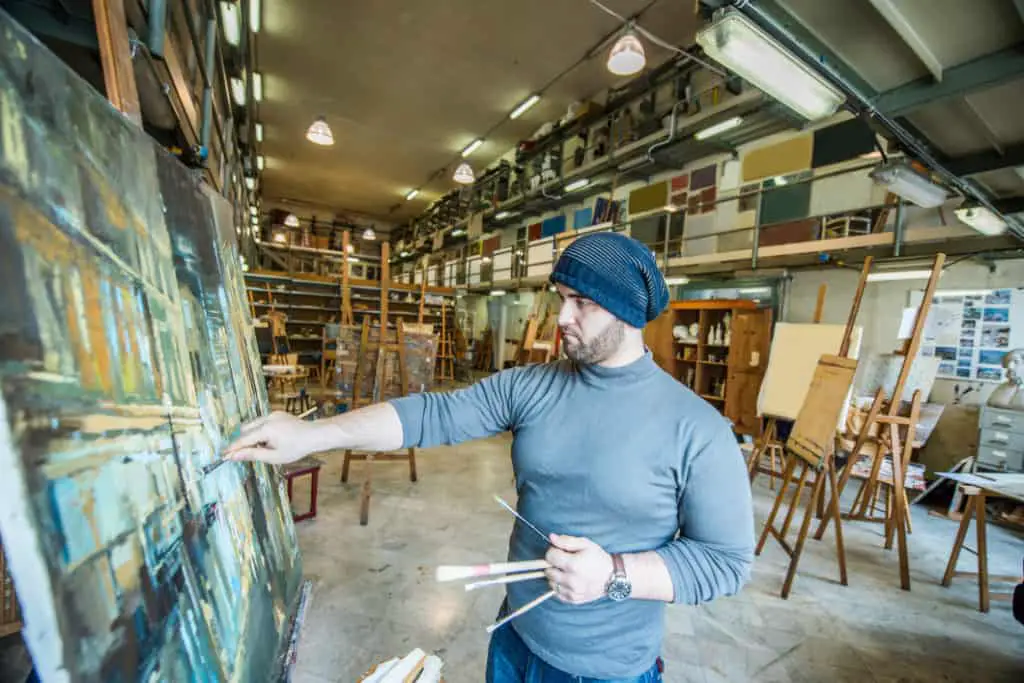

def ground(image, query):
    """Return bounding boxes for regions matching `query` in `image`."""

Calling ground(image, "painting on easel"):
[0,12,302,682]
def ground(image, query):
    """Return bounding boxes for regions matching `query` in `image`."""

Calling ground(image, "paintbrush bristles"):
[435,559,550,583]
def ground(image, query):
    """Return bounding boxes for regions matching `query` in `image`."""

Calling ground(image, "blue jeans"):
[485,622,663,683]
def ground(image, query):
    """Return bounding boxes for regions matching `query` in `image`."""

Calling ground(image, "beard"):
[562,319,626,364]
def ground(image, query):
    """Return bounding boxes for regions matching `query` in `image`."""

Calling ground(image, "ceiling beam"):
[945,144,1024,176]
[874,47,1024,117]
[867,0,943,82]
[994,196,1024,215]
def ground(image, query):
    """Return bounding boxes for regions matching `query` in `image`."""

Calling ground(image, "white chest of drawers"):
[976,405,1024,472]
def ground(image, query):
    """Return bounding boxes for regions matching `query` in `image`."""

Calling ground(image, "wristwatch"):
[605,553,632,601]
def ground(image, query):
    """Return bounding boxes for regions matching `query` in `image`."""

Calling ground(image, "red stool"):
[283,458,322,522]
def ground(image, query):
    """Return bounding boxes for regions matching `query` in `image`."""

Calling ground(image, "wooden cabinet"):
[645,300,773,435]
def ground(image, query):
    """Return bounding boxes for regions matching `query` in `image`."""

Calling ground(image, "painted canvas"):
[0,11,303,682]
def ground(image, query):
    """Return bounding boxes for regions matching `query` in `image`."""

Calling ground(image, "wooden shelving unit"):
[245,270,455,372]
[645,299,773,435]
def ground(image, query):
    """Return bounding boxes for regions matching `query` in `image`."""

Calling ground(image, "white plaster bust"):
[988,348,1024,411]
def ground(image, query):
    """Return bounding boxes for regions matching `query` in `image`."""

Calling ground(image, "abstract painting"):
[0,11,302,682]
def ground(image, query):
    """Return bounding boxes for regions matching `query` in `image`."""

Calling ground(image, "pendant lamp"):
[306,116,334,146]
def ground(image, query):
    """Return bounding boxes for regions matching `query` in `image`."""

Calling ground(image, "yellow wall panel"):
[742,134,813,183]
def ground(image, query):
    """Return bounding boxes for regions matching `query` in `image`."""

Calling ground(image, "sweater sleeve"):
[389,367,524,448]
[654,419,755,604]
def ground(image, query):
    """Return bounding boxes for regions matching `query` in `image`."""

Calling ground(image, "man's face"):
[554,283,625,364]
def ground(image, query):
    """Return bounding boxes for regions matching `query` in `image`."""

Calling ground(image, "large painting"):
[0,10,303,682]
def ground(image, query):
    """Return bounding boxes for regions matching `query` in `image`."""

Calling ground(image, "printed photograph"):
[963,305,981,320]
[938,362,955,375]
[983,307,1009,323]
[959,336,975,348]
[981,325,1010,348]
[977,367,1004,381]
[935,346,957,360]
[979,349,1007,366]
[957,367,971,378]
[961,319,977,331]
[985,289,1012,305]
[958,358,972,368]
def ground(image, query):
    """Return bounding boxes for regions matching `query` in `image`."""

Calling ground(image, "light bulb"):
[306,116,334,146]
[607,30,646,76]
[453,162,475,185]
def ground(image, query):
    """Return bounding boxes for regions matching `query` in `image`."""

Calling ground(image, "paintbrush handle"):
[486,591,556,633]
[464,570,546,592]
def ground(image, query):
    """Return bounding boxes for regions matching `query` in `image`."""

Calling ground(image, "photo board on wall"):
[909,288,1024,382]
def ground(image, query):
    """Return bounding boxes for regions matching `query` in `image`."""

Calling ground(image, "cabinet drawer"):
[976,445,1024,472]
[981,407,1024,434]
[978,428,1024,451]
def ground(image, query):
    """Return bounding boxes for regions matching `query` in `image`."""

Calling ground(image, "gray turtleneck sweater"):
[390,353,754,679]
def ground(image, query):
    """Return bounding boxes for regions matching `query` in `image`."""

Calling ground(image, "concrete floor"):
[287,434,1024,683]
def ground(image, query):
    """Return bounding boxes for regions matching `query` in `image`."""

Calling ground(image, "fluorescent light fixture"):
[257,155,265,170]
[348,257,360,263]
[405,189,419,201]
[461,139,483,157]
[565,178,590,192]
[694,116,742,140]
[490,289,507,296]
[453,162,475,184]
[954,205,1008,236]
[250,0,261,33]
[936,289,994,297]
[697,10,845,121]
[244,176,255,191]
[249,205,258,216]
[510,95,540,120]
[252,72,263,101]
[665,276,690,285]
[495,211,517,220]
[451,228,466,237]
[866,269,937,282]
[250,214,259,225]
[284,213,300,228]
[273,232,286,243]
[400,250,411,257]
[306,116,334,146]
[869,161,946,208]
[255,123,263,142]
[773,175,788,186]
[230,77,245,105]
[362,227,377,240]
[607,29,646,76]
[220,2,240,46]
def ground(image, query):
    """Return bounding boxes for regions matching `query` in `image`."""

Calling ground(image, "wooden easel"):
[435,299,456,383]
[754,260,872,598]
[340,243,419,525]
[515,296,556,366]
[748,284,829,489]
[814,253,946,591]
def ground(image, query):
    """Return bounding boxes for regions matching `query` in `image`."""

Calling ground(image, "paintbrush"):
[464,570,546,592]
[493,495,549,544]
[435,559,550,583]
[486,591,556,633]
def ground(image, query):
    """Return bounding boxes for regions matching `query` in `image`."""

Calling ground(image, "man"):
[226,232,754,682]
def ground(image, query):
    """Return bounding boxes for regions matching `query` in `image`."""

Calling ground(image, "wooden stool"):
[285,390,312,415]
[283,458,322,522]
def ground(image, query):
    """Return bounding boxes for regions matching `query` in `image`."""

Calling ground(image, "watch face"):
[607,576,632,601]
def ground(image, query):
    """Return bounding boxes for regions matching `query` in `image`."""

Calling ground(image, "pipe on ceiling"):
[722,0,1024,241]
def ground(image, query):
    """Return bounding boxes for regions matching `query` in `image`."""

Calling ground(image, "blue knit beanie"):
[550,232,670,328]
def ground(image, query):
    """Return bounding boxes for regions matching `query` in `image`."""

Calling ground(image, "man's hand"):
[223,411,328,465]
[543,533,614,605]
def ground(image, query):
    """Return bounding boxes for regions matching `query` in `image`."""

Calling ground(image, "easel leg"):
[889,425,911,591]
[756,457,796,556]
[341,449,352,483]
[781,468,825,599]
[976,493,989,613]
[779,463,810,540]
[827,460,848,586]
[359,454,374,526]
[941,488,976,586]
[748,419,775,483]
[408,448,418,483]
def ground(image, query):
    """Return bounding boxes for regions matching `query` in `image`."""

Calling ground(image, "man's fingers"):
[544,567,567,585]
[549,533,593,553]
[224,424,271,454]
[544,547,573,570]
[224,446,277,462]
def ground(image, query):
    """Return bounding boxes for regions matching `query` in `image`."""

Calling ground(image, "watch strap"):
[612,553,626,577]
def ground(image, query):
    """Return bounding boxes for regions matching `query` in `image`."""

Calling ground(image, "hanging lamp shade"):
[607,29,646,76]
[284,213,300,228]
[305,116,334,146]
[362,227,377,240]
[453,162,475,185]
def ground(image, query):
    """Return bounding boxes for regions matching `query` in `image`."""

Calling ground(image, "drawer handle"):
[991,432,1010,443]
[993,416,1013,425]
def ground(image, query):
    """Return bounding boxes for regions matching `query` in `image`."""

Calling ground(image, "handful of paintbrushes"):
[435,496,556,633]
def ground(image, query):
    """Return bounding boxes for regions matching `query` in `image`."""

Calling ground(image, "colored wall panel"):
[630,216,662,244]
[718,229,754,252]
[628,181,669,214]
[742,134,813,182]
[759,173,812,226]
[812,119,877,168]
[758,219,819,246]
[574,207,593,228]
[690,164,717,190]
[809,167,887,217]
[684,212,718,239]
[528,222,542,240]
[541,214,567,237]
